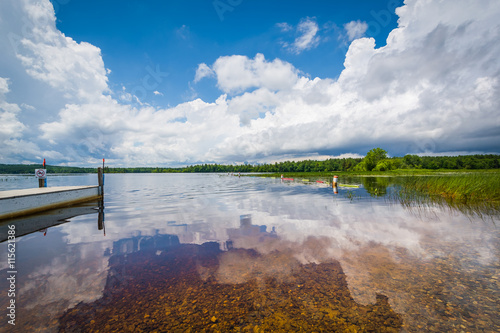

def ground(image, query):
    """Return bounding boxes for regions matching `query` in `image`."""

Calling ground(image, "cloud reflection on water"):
[50,175,500,301]
[0,174,498,332]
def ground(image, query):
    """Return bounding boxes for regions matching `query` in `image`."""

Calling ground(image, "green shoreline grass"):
[252,168,500,178]
[250,169,500,214]
[398,173,500,204]
[391,173,500,218]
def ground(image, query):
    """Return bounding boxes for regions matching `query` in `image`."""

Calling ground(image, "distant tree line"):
[352,148,500,171]
[0,164,96,174]
[168,157,363,173]
[1,150,499,174]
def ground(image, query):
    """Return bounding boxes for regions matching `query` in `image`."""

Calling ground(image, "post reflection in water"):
[0,173,498,332]
[97,198,105,236]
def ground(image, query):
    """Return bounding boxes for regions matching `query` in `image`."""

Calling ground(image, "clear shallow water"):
[0,174,499,332]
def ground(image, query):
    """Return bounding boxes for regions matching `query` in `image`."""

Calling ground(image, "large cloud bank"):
[0,0,499,166]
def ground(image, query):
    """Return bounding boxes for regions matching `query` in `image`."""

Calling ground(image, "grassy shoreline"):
[251,168,500,178]
[250,170,500,212]
[392,173,500,216]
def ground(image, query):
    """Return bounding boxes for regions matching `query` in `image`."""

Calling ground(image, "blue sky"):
[53,0,401,106]
[0,0,499,167]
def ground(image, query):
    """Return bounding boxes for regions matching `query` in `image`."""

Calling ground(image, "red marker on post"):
[43,158,47,187]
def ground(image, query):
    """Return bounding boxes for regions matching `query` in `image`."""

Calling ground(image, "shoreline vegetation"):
[0,149,499,175]
[391,173,500,218]
[257,171,500,213]
[1,149,499,212]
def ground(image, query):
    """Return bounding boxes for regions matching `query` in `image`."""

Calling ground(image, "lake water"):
[0,173,499,332]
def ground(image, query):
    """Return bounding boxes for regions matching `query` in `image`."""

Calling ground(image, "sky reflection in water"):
[0,174,498,332]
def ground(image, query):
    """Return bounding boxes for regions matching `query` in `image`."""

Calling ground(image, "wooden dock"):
[0,186,102,220]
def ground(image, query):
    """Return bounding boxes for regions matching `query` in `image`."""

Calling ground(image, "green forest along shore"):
[1,149,499,211]
[1,149,499,174]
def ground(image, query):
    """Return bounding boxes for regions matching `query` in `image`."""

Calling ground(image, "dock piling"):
[333,175,338,194]
[98,167,104,195]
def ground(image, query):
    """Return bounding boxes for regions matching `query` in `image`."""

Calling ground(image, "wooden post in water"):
[98,162,105,235]
[43,159,47,187]
[102,158,105,194]
[98,167,104,195]
[97,198,105,235]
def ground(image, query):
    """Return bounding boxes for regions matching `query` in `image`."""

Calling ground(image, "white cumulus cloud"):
[293,18,320,53]
[1,0,499,166]
[209,53,299,94]
[0,77,25,140]
[14,1,109,103]
[194,63,215,83]
[344,20,368,41]
[278,18,322,54]
[281,18,321,54]
[0,76,46,163]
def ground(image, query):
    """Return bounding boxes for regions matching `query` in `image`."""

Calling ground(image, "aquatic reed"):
[392,173,500,218]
